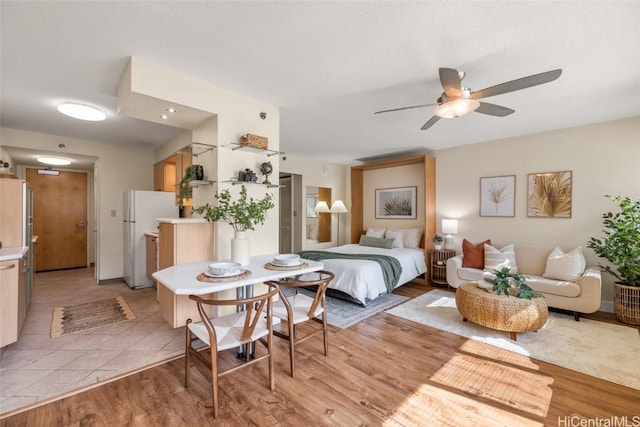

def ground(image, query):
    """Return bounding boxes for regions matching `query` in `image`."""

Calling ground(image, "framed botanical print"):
[479,175,516,217]
[527,170,572,218]
[375,186,417,219]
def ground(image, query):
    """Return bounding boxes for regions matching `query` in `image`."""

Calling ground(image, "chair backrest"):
[268,270,335,318]
[189,283,279,344]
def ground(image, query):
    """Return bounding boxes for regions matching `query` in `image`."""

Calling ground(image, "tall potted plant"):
[193,185,275,265]
[588,195,640,325]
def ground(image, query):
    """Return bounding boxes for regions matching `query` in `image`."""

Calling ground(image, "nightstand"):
[430,249,456,287]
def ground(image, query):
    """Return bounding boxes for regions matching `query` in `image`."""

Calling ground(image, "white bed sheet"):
[301,244,427,305]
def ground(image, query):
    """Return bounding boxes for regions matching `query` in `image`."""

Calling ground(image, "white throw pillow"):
[385,229,405,248]
[403,228,423,248]
[484,244,518,273]
[543,247,586,282]
[366,227,386,238]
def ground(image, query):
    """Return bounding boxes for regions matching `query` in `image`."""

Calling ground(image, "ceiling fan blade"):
[420,115,441,130]
[471,69,563,100]
[439,68,462,98]
[475,102,515,117]
[374,103,436,114]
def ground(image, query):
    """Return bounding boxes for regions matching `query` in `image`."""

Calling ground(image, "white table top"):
[0,246,28,262]
[153,254,324,295]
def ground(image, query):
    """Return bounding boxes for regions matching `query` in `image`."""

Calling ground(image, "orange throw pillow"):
[462,239,491,269]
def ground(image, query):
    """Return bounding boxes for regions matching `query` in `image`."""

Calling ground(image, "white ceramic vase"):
[231,230,250,266]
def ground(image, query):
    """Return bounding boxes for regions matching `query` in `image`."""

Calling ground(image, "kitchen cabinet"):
[0,259,19,348]
[157,219,215,327]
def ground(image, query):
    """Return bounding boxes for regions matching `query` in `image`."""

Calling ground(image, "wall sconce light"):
[442,219,458,250]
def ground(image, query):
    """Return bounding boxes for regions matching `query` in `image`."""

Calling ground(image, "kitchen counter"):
[156,217,208,224]
[0,246,28,262]
[144,231,159,238]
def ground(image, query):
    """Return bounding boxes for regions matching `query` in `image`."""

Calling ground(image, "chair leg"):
[322,310,329,357]
[268,334,275,391]
[184,320,191,388]
[288,319,296,378]
[211,346,219,418]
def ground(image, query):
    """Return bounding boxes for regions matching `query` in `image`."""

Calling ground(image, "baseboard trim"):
[600,300,614,313]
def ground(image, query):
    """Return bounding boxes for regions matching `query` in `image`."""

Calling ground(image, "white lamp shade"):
[314,201,330,213]
[442,219,458,235]
[330,200,348,213]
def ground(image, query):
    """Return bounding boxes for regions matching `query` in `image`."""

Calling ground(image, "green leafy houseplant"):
[491,266,542,300]
[177,165,195,206]
[432,235,443,243]
[587,195,640,287]
[193,185,275,231]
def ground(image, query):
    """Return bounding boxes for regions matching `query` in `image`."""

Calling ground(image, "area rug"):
[386,290,640,390]
[50,296,137,337]
[281,287,408,329]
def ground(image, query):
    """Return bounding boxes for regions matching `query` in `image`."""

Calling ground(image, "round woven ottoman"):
[455,282,548,341]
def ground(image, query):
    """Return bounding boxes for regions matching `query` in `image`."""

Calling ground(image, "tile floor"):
[0,268,184,416]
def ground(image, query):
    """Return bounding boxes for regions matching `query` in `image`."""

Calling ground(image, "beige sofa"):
[446,245,601,320]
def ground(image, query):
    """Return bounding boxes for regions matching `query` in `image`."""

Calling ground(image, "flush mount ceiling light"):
[38,156,71,166]
[434,98,480,118]
[57,102,106,121]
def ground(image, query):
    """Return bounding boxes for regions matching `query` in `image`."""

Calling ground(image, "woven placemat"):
[263,262,309,271]
[197,269,252,283]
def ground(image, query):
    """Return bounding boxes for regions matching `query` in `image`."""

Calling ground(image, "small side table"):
[430,249,456,287]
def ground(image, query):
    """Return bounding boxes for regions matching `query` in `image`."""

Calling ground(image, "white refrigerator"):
[123,190,177,289]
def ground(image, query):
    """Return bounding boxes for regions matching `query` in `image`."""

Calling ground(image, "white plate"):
[204,270,244,278]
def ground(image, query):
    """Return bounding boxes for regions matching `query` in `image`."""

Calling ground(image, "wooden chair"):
[184,284,279,418]
[267,270,335,378]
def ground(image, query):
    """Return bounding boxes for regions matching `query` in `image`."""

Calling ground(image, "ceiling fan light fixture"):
[434,98,480,119]
[57,102,106,121]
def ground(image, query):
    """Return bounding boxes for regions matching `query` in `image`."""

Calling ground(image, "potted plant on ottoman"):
[588,195,640,325]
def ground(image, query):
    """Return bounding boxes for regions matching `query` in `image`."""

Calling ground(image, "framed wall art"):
[375,186,417,219]
[479,175,515,217]
[527,170,572,218]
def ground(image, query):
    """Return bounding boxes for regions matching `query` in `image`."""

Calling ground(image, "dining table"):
[152,253,324,328]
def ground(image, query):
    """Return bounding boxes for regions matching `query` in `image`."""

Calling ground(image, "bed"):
[298,239,427,306]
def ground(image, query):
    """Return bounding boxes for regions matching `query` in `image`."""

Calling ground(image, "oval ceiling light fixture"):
[57,102,106,121]
[38,156,71,166]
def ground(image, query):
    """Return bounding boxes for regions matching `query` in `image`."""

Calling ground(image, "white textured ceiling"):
[2,1,639,166]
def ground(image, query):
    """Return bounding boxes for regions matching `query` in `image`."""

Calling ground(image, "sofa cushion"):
[484,244,518,273]
[462,239,491,268]
[457,267,486,282]
[543,247,586,282]
[527,276,581,298]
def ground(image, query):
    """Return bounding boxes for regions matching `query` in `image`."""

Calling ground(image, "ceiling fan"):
[375,67,562,130]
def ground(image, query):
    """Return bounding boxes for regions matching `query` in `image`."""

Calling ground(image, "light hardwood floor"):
[1,277,639,426]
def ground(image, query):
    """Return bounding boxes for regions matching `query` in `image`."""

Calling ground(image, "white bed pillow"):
[385,229,405,248]
[543,247,586,282]
[484,244,518,273]
[366,227,386,238]
[402,228,423,248]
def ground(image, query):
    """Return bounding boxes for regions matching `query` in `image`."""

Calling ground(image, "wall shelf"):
[222,179,280,188]
[189,180,215,187]
[224,142,283,157]
[175,142,216,157]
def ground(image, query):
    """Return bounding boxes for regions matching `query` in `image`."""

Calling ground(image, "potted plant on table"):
[193,184,275,265]
[490,266,542,300]
[432,235,444,250]
[588,195,640,325]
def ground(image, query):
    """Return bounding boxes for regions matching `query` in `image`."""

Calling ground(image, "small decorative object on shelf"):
[260,161,273,185]
[0,160,11,173]
[240,134,268,150]
[237,168,258,182]
[430,249,456,287]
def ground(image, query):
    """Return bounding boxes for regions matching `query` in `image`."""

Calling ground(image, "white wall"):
[0,127,154,280]
[435,116,640,305]
[281,153,349,249]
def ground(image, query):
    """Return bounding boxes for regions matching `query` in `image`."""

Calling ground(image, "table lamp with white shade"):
[442,219,458,250]
[330,200,348,246]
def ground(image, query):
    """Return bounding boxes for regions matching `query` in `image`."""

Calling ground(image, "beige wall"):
[435,116,640,307]
[0,127,154,280]
[362,163,425,235]
[281,153,349,249]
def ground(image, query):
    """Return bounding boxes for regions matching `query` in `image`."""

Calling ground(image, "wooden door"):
[26,169,88,271]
